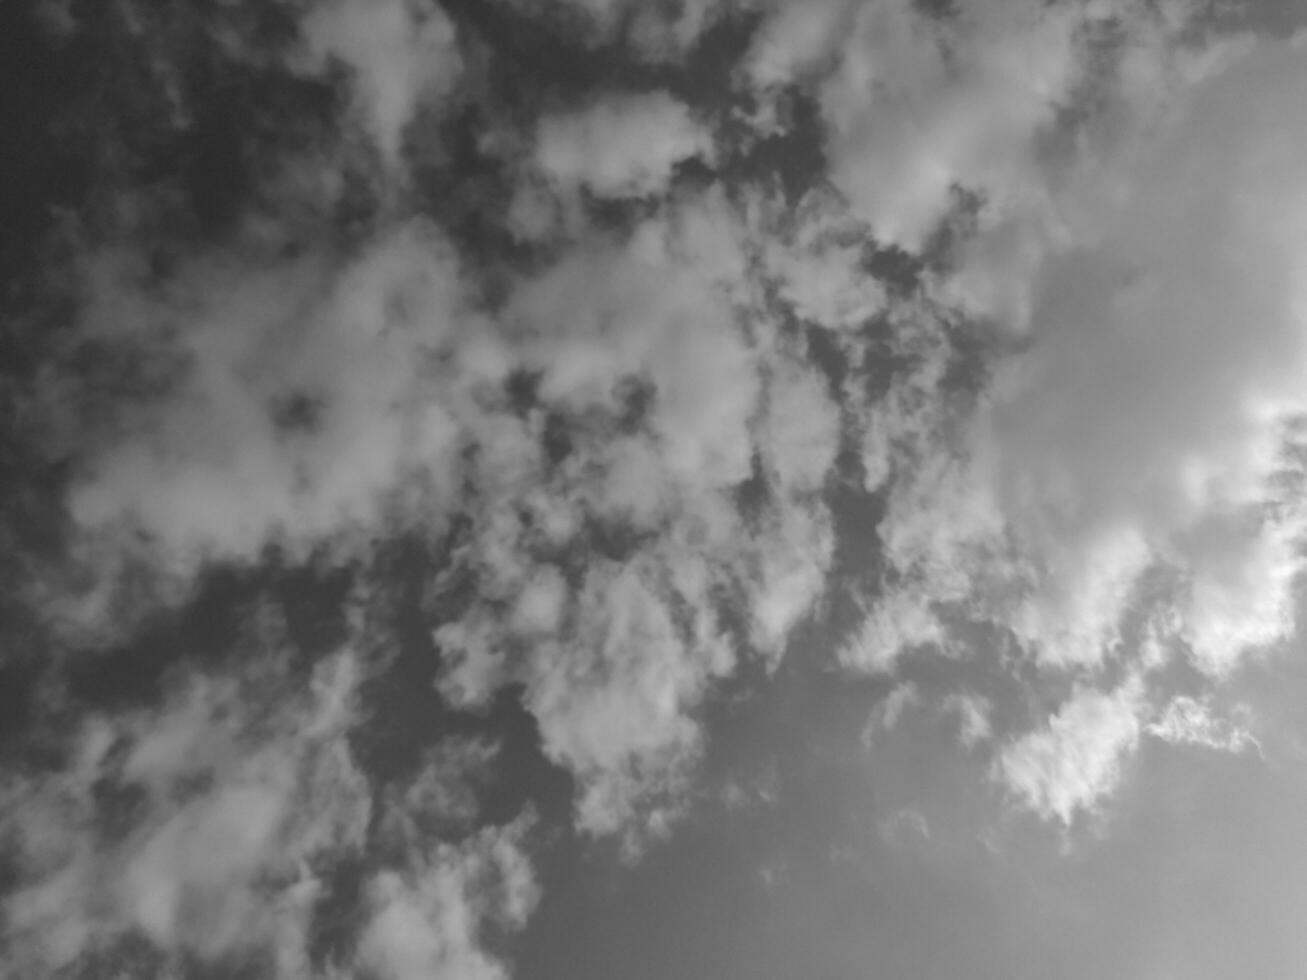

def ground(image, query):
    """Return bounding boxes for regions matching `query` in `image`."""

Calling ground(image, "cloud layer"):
[4,1,1307,976]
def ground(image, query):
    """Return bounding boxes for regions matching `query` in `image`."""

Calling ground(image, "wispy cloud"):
[1147,696,1261,756]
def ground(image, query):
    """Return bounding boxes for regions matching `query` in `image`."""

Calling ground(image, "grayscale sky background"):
[3,1,1307,978]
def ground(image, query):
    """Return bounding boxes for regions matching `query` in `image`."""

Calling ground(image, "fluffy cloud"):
[300,0,462,164]
[996,680,1144,826]
[984,38,1307,674]
[761,184,887,335]
[1,647,541,979]
[54,172,846,849]
[15,2,1307,970]
[425,194,836,835]
[67,225,473,572]
[356,816,538,980]
[999,687,1263,825]
[834,30,1307,686]
[819,0,1096,252]
[525,557,734,838]
[0,651,373,975]
[534,92,714,200]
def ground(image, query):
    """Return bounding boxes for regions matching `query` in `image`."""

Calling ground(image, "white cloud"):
[415,194,839,838]
[741,0,851,92]
[45,6,1307,896]
[357,815,538,980]
[67,224,473,573]
[379,737,503,847]
[821,27,1307,691]
[521,555,733,837]
[534,92,713,200]
[758,351,841,497]
[1146,696,1261,755]
[942,692,993,750]
[840,381,1009,673]
[861,681,920,747]
[839,585,944,675]
[1006,524,1153,670]
[996,680,1144,826]
[762,185,888,334]
[1,651,373,974]
[819,0,1096,252]
[744,501,834,665]
[980,38,1307,674]
[300,0,462,164]
[19,12,1307,978]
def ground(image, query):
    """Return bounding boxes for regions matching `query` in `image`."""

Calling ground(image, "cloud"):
[942,692,993,750]
[0,651,373,974]
[761,185,888,336]
[502,0,724,61]
[425,194,837,837]
[830,28,1307,684]
[300,0,462,164]
[996,680,1144,826]
[1,646,540,979]
[981,37,1307,674]
[839,380,1008,673]
[378,737,503,846]
[18,4,1307,970]
[43,93,843,867]
[741,0,852,93]
[356,815,538,980]
[840,586,945,675]
[757,350,841,497]
[818,0,1097,252]
[534,92,714,200]
[524,557,733,838]
[878,806,931,847]
[1146,696,1261,756]
[67,224,474,573]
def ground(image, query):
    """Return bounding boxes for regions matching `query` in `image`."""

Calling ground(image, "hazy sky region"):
[3,1,1307,978]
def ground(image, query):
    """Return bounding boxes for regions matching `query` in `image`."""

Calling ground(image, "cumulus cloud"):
[300,0,462,164]
[983,38,1307,674]
[53,155,846,851]
[832,30,1307,686]
[996,680,1144,826]
[356,816,538,980]
[534,92,714,200]
[14,0,1307,970]
[65,225,473,573]
[839,586,945,675]
[0,651,373,974]
[1,646,540,979]
[741,0,851,93]
[761,184,888,335]
[819,0,1095,252]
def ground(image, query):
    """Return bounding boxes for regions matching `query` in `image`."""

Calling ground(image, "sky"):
[2,1,1307,978]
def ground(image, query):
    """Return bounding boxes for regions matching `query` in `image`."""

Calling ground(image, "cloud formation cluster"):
[1,645,534,977]
[6,0,1307,973]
